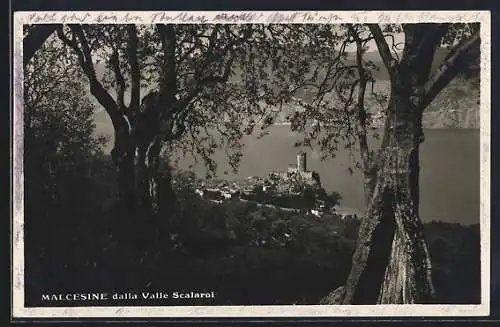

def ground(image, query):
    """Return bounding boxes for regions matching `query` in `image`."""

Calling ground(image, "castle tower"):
[297,151,307,172]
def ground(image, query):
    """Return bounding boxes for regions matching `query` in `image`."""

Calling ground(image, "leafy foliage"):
[22,23,481,306]
[56,24,329,177]
[275,23,480,174]
[23,34,116,293]
[24,34,108,221]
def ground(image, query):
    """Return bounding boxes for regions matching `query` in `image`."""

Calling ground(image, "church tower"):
[297,151,307,172]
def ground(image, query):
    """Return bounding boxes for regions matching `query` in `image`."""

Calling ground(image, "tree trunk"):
[55,24,179,240]
[324,90,435,305]
[115,151,136,209]
[133,135,162,216]
[112,95,176,222]
[23,25,59,67]
[362,168,377,205]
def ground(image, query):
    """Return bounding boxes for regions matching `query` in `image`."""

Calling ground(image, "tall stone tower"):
[297,151,307,172]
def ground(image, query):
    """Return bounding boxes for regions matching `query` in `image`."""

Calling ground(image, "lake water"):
[171,126,480,225]
[98,124,480,225]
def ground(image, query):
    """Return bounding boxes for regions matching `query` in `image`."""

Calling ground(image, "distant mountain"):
[423,77,480,129]
[283,48,479,129]
[91,46,479,147]
[353,47,449,80]
[352,48,480,129]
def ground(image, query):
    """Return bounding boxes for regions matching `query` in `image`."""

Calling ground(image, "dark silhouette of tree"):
[23,24,58,66]
[23,33,108,278]
[53,24,291,226]
[274,23,479,304]
[337,23,479,305]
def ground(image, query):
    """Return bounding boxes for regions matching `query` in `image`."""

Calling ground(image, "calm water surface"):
[173,126,480,225]
[98,124,480,225]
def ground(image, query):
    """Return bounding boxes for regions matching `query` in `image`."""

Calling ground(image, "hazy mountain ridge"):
[353,48,480,129]
[270,49,479,129]
[91,48,480,141]
[267,77,479,129]
[423,77,480,129]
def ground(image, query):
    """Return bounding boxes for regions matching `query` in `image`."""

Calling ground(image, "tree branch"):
[189,25,222,83]
[56,25,123,129]
[419,24,450,57]
[366,24,399,79]
[176,25,253,115]
[126,24,141,111]
[349,25,372,177]
[110,49,126,113]
[23,24,59,66]
[400,24,450,85]
[156,24,177,115]
[168,99,198,140]
[422,31,480,109]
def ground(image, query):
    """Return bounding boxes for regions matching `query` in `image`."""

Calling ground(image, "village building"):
[192,152,343,218]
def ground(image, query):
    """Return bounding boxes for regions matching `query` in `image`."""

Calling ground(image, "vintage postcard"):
[12,10,491,318]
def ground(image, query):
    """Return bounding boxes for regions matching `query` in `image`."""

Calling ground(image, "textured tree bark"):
[375,137,435,304]
[321,23,480,305]
[112,95,176,219]
[133,133,175,218]
[115,152,136,209]
[362,168,377,206]
[110,97,179,253]
[323,90,435,305]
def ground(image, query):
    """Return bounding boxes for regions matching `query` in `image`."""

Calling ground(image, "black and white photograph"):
[12,11,491,318]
